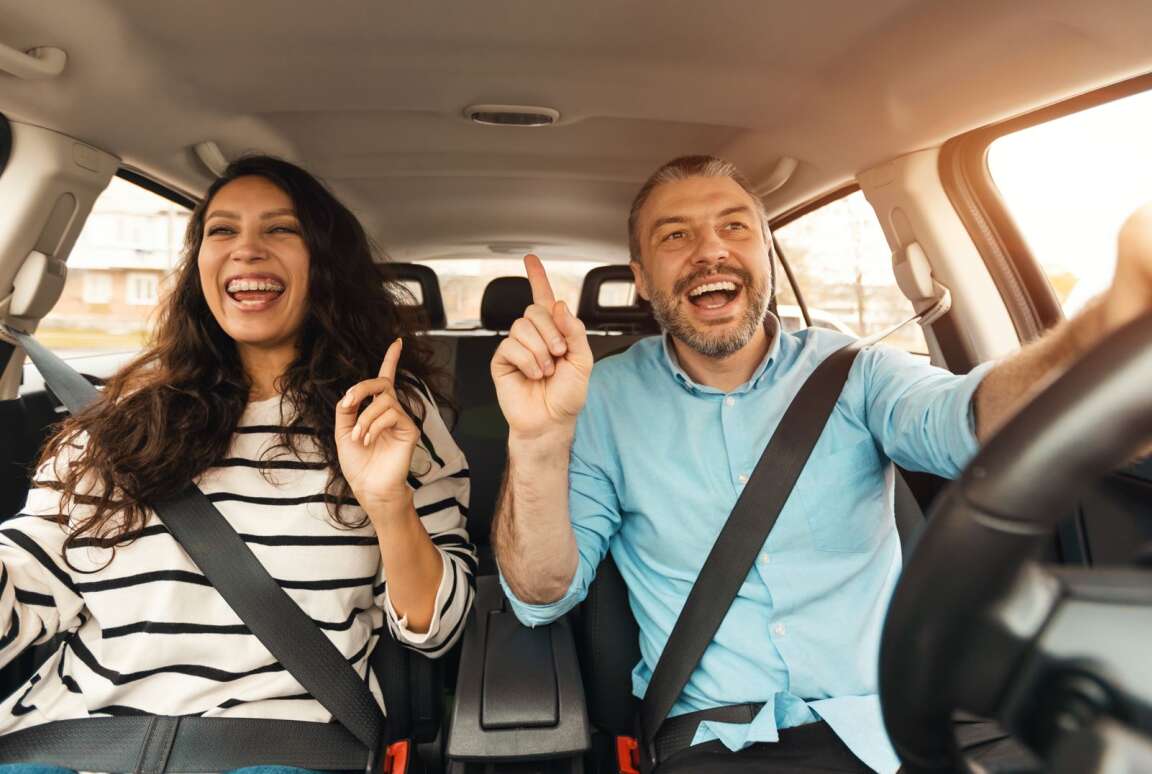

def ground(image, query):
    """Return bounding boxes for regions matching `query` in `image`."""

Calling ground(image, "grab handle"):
[0,44,66,80]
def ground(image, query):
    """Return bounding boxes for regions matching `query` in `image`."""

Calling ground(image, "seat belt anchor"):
[615,735,641,774]
[369,739,410,774]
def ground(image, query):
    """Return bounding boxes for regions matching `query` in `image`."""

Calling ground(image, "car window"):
[39,176,190,356]
[773,191,928,354]
[987,87,1152,316]
[415,258,608,329]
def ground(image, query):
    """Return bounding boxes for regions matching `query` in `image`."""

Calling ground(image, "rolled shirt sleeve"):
[858,346,997,478]
[378,387,476,657]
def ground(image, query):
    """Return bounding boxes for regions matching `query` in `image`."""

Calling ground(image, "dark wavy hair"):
[39,155,447,557]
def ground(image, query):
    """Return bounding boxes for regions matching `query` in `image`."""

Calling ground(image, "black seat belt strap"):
[0,717,372,772]
[638,341,863,770]
[4,328,385,755]
[153,484,384,749]
[2,327,101,411]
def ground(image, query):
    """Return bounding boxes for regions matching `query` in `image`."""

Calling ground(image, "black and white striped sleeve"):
[0,448,87,668]
[378,387,475,657]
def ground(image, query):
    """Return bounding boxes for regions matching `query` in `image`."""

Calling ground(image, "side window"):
[987,87,1152,316]
[39,176,190,356]
[773,190,928,355]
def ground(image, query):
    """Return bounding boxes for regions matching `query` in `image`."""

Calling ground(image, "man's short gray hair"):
[627,155,770,262]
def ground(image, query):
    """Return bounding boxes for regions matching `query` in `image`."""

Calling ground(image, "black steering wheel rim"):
[879,313,1152,772]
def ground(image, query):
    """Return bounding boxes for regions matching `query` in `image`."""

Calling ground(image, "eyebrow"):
[649,205,754,234]
[204,208,298,221]
[718,205,754,219]
[649,215,688,232]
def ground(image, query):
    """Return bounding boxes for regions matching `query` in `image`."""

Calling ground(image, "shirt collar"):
[659,314,782,396]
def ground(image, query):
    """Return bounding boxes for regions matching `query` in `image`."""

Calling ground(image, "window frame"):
[118,167,198,210]
[0,112,11,180]
[940,71,1152,342]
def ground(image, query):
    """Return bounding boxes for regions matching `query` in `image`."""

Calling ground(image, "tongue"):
[691,290,732,309]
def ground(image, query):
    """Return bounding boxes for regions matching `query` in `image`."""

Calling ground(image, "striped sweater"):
[0,390,475,733]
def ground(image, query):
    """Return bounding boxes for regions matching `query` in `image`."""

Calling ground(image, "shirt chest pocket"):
[799,439,890,553]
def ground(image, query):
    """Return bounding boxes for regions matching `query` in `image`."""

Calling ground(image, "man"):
[490,155,1152,772]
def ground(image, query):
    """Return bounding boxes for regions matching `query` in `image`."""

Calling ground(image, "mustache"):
[672,266,756,297]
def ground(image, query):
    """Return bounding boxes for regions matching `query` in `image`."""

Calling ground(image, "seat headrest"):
[382,262,446,330]
[480,276,533,331]
[576,265,659,333]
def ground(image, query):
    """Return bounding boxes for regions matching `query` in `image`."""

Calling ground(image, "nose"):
[691,228,728,267]
[230,231,267,263]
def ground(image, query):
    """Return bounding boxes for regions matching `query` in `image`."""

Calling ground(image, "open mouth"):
[686,280,741,311]
[225,277,285,309]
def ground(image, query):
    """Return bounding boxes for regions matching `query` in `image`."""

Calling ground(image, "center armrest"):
[447,575,590,762]
[481,609,559,729]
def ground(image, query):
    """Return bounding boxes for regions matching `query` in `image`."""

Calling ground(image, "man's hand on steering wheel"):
[1098,203,1152,335]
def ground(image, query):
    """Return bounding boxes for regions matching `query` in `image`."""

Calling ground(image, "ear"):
[629,260,650,301]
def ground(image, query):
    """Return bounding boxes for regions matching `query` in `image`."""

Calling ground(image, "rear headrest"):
[480,276,533,331]
[576,265,659,333]
[382,262,446,330]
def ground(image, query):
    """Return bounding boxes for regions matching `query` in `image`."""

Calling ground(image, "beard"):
[643,264,772,359]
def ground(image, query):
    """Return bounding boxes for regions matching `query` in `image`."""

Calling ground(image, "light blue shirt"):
[502,321,993,773]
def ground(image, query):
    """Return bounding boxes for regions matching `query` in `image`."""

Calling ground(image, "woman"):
[0,157,474,764]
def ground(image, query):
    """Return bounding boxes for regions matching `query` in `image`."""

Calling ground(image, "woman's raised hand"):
[336,338,421,515]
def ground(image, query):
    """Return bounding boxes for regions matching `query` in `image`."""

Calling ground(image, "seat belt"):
[3,329,100,415]
[0,327,394,772]
[636,340,864,773]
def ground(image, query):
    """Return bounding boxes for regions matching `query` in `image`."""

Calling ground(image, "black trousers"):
[656,718,1039,773]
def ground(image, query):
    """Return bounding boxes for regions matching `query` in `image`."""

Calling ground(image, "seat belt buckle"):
[615,735,641,774]
[379,739,410,774]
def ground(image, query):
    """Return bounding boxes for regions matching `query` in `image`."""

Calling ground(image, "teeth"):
[227,278,284,294]
[688,281,738,297]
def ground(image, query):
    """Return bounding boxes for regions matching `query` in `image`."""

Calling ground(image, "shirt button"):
[737,473,749,484]
[773,623,786,637]
[759,553,770,565]
[724,396,736,407]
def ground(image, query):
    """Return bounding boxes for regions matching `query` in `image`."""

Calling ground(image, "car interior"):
[1,1,1151,772]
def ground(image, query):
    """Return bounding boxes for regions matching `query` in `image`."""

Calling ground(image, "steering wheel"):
[879,314,1152,773]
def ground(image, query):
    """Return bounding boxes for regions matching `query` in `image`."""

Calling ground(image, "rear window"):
[415,258,608,328]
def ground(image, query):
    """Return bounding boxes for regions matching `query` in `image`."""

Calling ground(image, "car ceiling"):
[1,0,1151,264]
